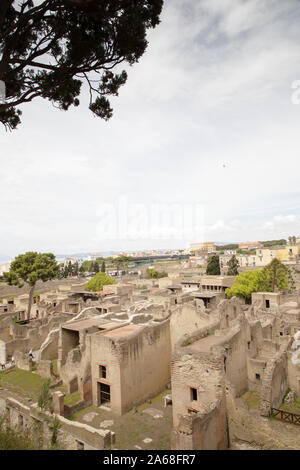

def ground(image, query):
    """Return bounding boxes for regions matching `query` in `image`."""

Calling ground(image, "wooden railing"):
[271,408,300,425]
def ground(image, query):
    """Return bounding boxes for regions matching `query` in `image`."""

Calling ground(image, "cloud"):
[1,0,300,257]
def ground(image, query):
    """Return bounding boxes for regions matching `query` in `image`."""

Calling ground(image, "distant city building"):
[190,242,216,256]
[238,241,263,250]
[0,262,11,276]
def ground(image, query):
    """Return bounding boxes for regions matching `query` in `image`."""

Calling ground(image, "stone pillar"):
[52,391,65,416]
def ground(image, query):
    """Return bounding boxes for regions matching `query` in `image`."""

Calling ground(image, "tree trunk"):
[27,284,35,321]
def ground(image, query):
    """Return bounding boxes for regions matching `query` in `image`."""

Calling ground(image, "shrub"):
[85,272,117,292]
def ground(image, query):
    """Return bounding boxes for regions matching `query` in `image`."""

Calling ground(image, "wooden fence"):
[271,408,300,425]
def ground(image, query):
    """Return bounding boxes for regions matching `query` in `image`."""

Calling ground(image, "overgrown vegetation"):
[226,258,295,301]
[260,239,287,247]
[85,272,116,292]
[4,252,59,321]
[38,379,51,411]
[240,390,260,409]
[206,255,220,275]
[0,418,36,450]
[227,255,239,276]
[50,416,61,449]
[145,268,167,279]
[216,244,239,251]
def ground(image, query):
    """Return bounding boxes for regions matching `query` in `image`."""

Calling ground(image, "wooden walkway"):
[271,408,300,425]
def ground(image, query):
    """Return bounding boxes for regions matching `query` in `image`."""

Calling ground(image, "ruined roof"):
[62,317,120,332]
[286,309,300,315]
[98,324,143,339]
[190,334,232,353]
[70,290,100,295]
[193,292,219,298]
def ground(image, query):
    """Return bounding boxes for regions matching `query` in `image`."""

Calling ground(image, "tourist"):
[1,362,5,370]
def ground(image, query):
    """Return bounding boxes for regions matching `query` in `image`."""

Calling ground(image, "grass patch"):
[51,359,58,377]
[69,405,99,422]
[240,390,260,409]
[280,396,300,415]
[69,389,173,450]
[64,391,81,406]
[0,368,49,400]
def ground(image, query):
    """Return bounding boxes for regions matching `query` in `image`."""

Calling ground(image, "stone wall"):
[37,359,54,379]
[0,395,114,450]
[170,303,216,351]
[260,340,290,416]
[226,384,300,450]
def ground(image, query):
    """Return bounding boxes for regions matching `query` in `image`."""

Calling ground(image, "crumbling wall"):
[222,317,250,396]
[40,328,59,361]
[37,360,54,379]
[171,396,228,450]
[260,340,290,416]
[1,396,114,450]
[226,384,300,450]
[14,350,33,371]
[171,330,227,451]
[170,303,215,351]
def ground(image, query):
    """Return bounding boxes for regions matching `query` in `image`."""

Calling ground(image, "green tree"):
[226,270,264,301]
[4,252,59,320]
[50,416,61,449]
[288,236,297,246]
[261,258,295,293]
[79,264,85,277]
[85,272,116,292]
[206,255,221,275]
[80,260,90,272]
[145,268,167,279]
[226,258,295,301]
[101,261,106,273]
[0,0,163,130]
[67,261,73,277]
[94,262,99,274]
[72,261,79,276]
[38,379,51,411]
[227,255,239,276]
[57,263,64,279]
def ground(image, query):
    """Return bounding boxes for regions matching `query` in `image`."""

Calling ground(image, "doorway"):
[98,382,111,406]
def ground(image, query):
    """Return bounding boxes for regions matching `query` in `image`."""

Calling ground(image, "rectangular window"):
[255,373,260,380]
[266,300,270,309]
[99,365,106,379]
[190,387,197,401]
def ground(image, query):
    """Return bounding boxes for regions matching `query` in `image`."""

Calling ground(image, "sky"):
[1,0,300,259]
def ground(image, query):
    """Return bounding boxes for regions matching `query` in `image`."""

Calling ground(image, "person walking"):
[11,355,15,366]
